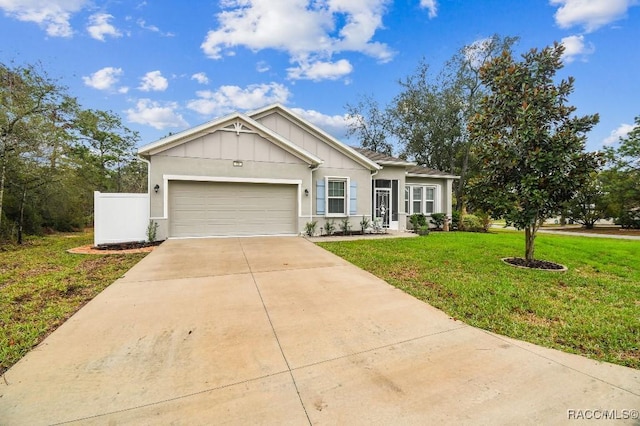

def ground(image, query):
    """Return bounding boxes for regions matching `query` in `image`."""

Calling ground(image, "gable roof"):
[137,112,323,166]
[249,104,381,171]
[354,147,459,179]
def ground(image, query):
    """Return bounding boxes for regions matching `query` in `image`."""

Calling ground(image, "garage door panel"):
[169,181,297,237]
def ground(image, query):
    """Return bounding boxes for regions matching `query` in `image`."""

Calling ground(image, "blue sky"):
[1,0,638,153]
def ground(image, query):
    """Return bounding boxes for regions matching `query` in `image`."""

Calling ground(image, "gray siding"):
[162,131,304,165]
[256,112,365,170]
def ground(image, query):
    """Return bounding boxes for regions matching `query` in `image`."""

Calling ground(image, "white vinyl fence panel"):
[94,191,149,246]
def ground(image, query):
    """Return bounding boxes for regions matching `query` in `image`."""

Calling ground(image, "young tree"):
[469,43,601,263]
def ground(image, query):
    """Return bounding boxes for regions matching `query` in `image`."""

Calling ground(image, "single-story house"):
[137,104,458,239]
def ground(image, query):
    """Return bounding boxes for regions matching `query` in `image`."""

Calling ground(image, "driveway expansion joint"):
[239,240,313,426]
[291,325,469,372]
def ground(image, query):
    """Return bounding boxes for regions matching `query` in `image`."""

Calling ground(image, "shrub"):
[475,211,493,232]
[409,213,427,231]
[360,216,370,233]
[304,221,317,237]
[615,209,640,229]
[146,220,159,242]
[340,218,352,235]
[324,219,336,235]
[451,211,461,230]
[461,214,484,232]
[430,213,446,230]
[417,225,430,236]
[371,217,384,233]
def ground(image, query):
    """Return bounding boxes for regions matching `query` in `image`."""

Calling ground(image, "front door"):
[374,188,390,228]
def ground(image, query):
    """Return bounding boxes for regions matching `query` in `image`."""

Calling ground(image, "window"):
[328,179,346,214]
[406,184,438,215]
[425,187,435,214]
[412,187,422,215]
[404,187,410,215]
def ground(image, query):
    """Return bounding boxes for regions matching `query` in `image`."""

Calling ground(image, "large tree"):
[387,35,518,210]
[469,42,601,262]
[602,115,640,227]
[0,62,76,234]
[73,109,141,192]
[345,95,393,156]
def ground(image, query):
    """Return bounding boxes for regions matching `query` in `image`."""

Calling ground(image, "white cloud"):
[0,0,87,37]
[125,99,188,130]
[550,0,637,32]
[291,107,354,138]
[191,72,209,85]
[420,0,438,18]
[187,82,291,117]
[137,18,174,36]
[87,13,121,41]
[603,122,635,146]
[82,66,124,91]
[287,59,353,81]
[200,0,394,81]
[256,61,270,73]
[138,70,168,92]
[560,34,595,63]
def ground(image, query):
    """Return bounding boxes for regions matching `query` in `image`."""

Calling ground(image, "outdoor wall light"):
[154,184,160,193]
[304,188,309,196]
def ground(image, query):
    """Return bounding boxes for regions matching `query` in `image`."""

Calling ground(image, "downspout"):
[370,168,379,219]
[309,163,321,221]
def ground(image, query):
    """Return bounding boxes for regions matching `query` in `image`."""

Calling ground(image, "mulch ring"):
[501,257,567,272]
[67,241,163,255]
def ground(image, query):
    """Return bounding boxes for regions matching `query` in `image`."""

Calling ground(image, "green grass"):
[318,230,640,369]
[0,232,147,375]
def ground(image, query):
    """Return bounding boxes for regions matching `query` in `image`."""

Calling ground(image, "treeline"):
[347,35,639,229]
[1,62,146,243]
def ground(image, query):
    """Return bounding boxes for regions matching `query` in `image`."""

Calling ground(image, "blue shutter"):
[316,180,325,215]
[349,181,357,215]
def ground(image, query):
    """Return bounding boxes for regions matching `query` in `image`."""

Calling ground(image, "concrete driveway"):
[1,237,638,425]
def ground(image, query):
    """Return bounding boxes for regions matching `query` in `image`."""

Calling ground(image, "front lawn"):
[318,231,639,369]
[0,232,147,375]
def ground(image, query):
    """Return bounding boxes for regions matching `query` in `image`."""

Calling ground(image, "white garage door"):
[169,181,298,237]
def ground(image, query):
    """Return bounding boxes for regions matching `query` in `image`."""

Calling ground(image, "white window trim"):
[325,176,350,217]
[406,184,439,216]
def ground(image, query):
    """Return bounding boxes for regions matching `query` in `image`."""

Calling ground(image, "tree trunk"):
[0,156,5,233]
[18,185,26,245]
[525,224,536,262]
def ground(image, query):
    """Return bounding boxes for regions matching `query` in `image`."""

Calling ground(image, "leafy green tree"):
[469,42,601,262]
[390,59,462,173]
[563,173,607,229]
[73,109,140,192]
[345,95,393,155]
[602,115,640,227]
[389,35,519,211]
[616,116,640,171]
[0,62,76,235]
